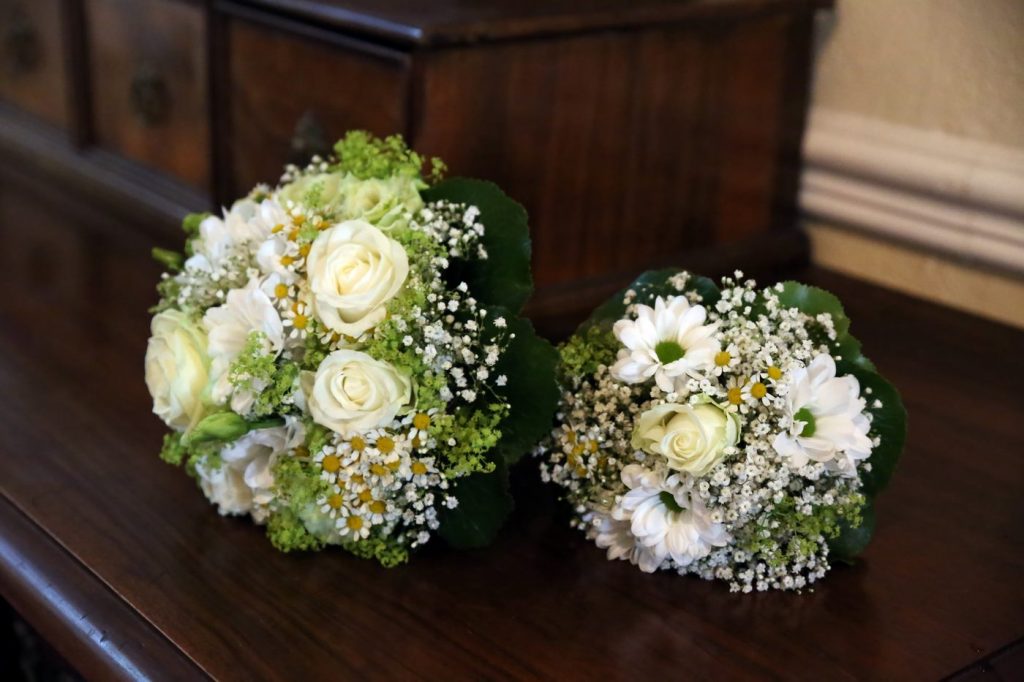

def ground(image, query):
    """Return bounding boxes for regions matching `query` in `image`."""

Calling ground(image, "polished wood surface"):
[0,0,70,131]
[86,0,211,191]
[224,13,410,197]
[415,9,810,290]
[0,166,1021,679]
[242,0,829,46]
[1,0,822,324]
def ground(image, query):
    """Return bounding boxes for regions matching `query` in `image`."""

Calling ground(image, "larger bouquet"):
[538,269,906,591]
[146,132,557,565]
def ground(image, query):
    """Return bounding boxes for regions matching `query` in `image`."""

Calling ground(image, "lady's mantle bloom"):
[197,419,305,521]
[611,465,730,572]
[306,220,409,338]
[632,396,740,476]
[145,310,211,431]
[303,350,412,435]
[203,278,285,406]
[610,295,720,392]
[773,354,873,477]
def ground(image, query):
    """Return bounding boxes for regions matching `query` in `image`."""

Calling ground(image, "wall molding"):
[800,108,1024,275]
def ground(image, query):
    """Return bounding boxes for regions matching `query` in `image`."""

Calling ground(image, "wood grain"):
[0,0,70,131]
[0,167,1021,679]
[86,0,211,191]
[223,13,410,197]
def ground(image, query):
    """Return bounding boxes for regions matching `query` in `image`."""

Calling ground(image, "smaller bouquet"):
[145,132,557,565]
[537,269,906,591]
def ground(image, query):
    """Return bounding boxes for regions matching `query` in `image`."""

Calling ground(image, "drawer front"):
[0,0,70,130]
[86,0,209,191]
[226,19,409,195]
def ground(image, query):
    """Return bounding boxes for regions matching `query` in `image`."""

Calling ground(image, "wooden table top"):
[0,267,1021,680]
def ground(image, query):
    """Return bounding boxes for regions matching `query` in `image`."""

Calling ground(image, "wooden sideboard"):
[0,0,821,328]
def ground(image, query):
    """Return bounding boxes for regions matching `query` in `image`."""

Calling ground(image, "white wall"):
[812,0,1024,149]
[803,0,1024,328]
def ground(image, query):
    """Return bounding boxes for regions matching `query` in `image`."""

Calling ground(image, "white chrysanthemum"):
[591,512,662,571]
[773,354,873,477]
[197,418,305,521]
[204,277,285,405]
[610,464,730,572]
[185,198,287,271]
[610,296,720,392]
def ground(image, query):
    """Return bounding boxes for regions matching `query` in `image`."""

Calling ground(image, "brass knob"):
[129,63,170,127]
[290,110,330,166]
[3,10,40,76]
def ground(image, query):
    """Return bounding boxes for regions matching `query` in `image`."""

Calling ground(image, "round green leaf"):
[421,178,532,314]
[491,311,560,466]
[837,361,907,498]
[581,268,721,335]
[829,501,876,564]
[437,460,513,549]
[777,281,851,339]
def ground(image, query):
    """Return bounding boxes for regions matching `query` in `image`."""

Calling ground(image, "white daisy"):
[772,354,873,477]
[610,464,730,572]
[610,295,720,393]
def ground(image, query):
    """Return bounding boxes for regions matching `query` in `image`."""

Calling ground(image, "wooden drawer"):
[225,18,409,195]
[86,0,210,192]
[0,0,70,130]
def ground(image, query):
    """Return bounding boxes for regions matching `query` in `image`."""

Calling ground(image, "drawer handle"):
[3,10,41,76]
[290,111,331,166]
[129,64,170,127]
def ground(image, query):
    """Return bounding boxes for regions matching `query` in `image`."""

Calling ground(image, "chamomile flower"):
[610,295,720,393]
[282,301,312,340]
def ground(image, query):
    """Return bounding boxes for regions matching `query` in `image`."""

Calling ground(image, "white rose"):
[306,220,409,338]
[632,396,740,476]
[144,310,211,431]
[341,176,423,228]
[303,350,412,435]
[203,278,285,406]
[197,418,306,520]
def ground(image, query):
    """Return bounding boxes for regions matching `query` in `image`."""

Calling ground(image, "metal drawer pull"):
[129,63,170,127]
[3,10,40,76]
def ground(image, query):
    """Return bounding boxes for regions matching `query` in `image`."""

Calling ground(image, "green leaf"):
[829,501,876,564]
[184,412,284,446]
[580,268,721,335]
[837,361,907,498]
[491,311,560,466]
[437,460,514,549]
[182,212,209,236]
[421,178,532,314]
[151,247,184,271]
[777,282,850,338]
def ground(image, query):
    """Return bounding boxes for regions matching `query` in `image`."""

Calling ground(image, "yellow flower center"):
[350,473,364,485]
[566,431,577,444]
[727,387,743,405]
[411,437,422,448]
[271,223,284,233]
[280,255,295,266]
[321,454,340,473]
[413,413,431,430]
[327,493,343,510]
[387,460,400,471]
[411,461,427,476]
[750,382,767,399]
[587,440,598,453]
[714,351,732,367]
[369,500,386,514]
[768,366,783,380]
[370,463,389,476]
[288,228,299,242]
[292,314,308,330]
[358,489,373,503]
[292,214,306,226]
[346,515,363,530]
[350,436,366,451]
[299,243,311,257]
[376,437,395,454]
